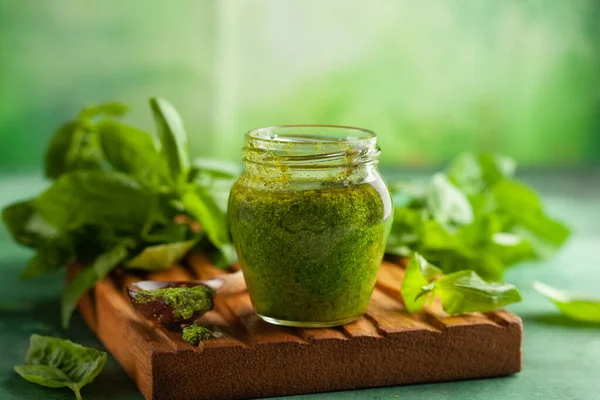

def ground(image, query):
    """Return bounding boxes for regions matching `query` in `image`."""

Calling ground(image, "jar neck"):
[243,125,380,169]
[240,125,381,189]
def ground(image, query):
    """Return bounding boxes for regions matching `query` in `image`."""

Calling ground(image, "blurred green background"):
[1,0,599,172]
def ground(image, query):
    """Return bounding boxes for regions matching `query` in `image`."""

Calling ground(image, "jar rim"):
[246,125,376,145]
[243,125,379,168]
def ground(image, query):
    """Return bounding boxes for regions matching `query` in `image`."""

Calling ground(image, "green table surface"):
[1,171,599,400]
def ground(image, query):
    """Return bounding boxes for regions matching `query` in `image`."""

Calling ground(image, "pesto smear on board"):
[228,181,392,324]
[137,286,215,320]
[182,325,213,345]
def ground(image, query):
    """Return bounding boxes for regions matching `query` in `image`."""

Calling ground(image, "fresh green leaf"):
[533,282,600,324]
[446,153,516,195]
[78,101,127,119]
[182,187,237,266]
[97,120,168,187]
[488,233,534,266]
[427,250,505,282]
[15,334,107,400]
[36,171,154,233]
[45,121,105,180]
[21,237,73,279]
[433,270,521,314]
[126,239,198,271]
[2,200,57,248]
[493,180,543,212]
[426,173,473,228]
[401,253,442,312]
[61,243,130,328]
[493,180,570,256]
[385,207,427,256]
[150,97,190,186]
[190,158,240,181]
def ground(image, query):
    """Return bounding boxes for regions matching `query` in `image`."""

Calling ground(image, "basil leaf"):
[433,270,521,314]
[182,187,237,266]
[61,243,130,328]
[150,97,190,186]
[446,153,516,195]
[190,158,240,181]
[493,180,570,256]
[493,180,543,212]
[45,121,104,180]
[533,282,600,324]
[78,101,127,119]
[36,171,154,233]
[488,233,534,266]
[21,237,73,279]
[97,120,169,187]
[2,200,57,248]
[426,173,473,228]
[126,239,198,271]
[401,253,442,312]
[15,334,107,400]
[427,250,505,282]
[385,208,428,256]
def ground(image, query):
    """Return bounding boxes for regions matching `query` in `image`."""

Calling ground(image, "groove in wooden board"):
[460,313,502,328]
[147,265,194,281]
[367,289,440,335]
[223,292,307,346]
[375,261,405,301]
[341,316,382,338]
[486,309,522,327]
[298,327,347,343]
[187,252,230,280]
[385,255,409,268]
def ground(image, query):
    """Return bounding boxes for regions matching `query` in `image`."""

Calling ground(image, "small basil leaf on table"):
[150,97,190,186]
[426,173,474,228]
[401,253,442,312]
[182,187,238,267]
[14,334,107,400]
[36,170,155,232]
[433,270,522,314]
[533,282,600,324]
[61,243,131,328]
[97,120,169,187]
[126,239,198,272]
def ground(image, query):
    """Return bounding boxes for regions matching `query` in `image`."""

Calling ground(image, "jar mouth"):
[245,125,379,168]
[247,125,376,144]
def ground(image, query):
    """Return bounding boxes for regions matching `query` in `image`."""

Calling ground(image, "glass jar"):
[228,125,393,327]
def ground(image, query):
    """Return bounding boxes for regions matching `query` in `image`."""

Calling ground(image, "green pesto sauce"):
[182,325,212,345]
[228,182,392,324]
[137,286,215,320]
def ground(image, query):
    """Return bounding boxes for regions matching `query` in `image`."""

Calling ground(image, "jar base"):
[257,313,361,328]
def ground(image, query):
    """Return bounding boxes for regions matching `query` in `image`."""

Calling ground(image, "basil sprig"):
[387,153,570,281]
[14,335,107,400]
[2,98,238,327]
[401,253,522,314]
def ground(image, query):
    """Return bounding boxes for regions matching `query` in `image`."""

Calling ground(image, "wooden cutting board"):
[70,254,522,400]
